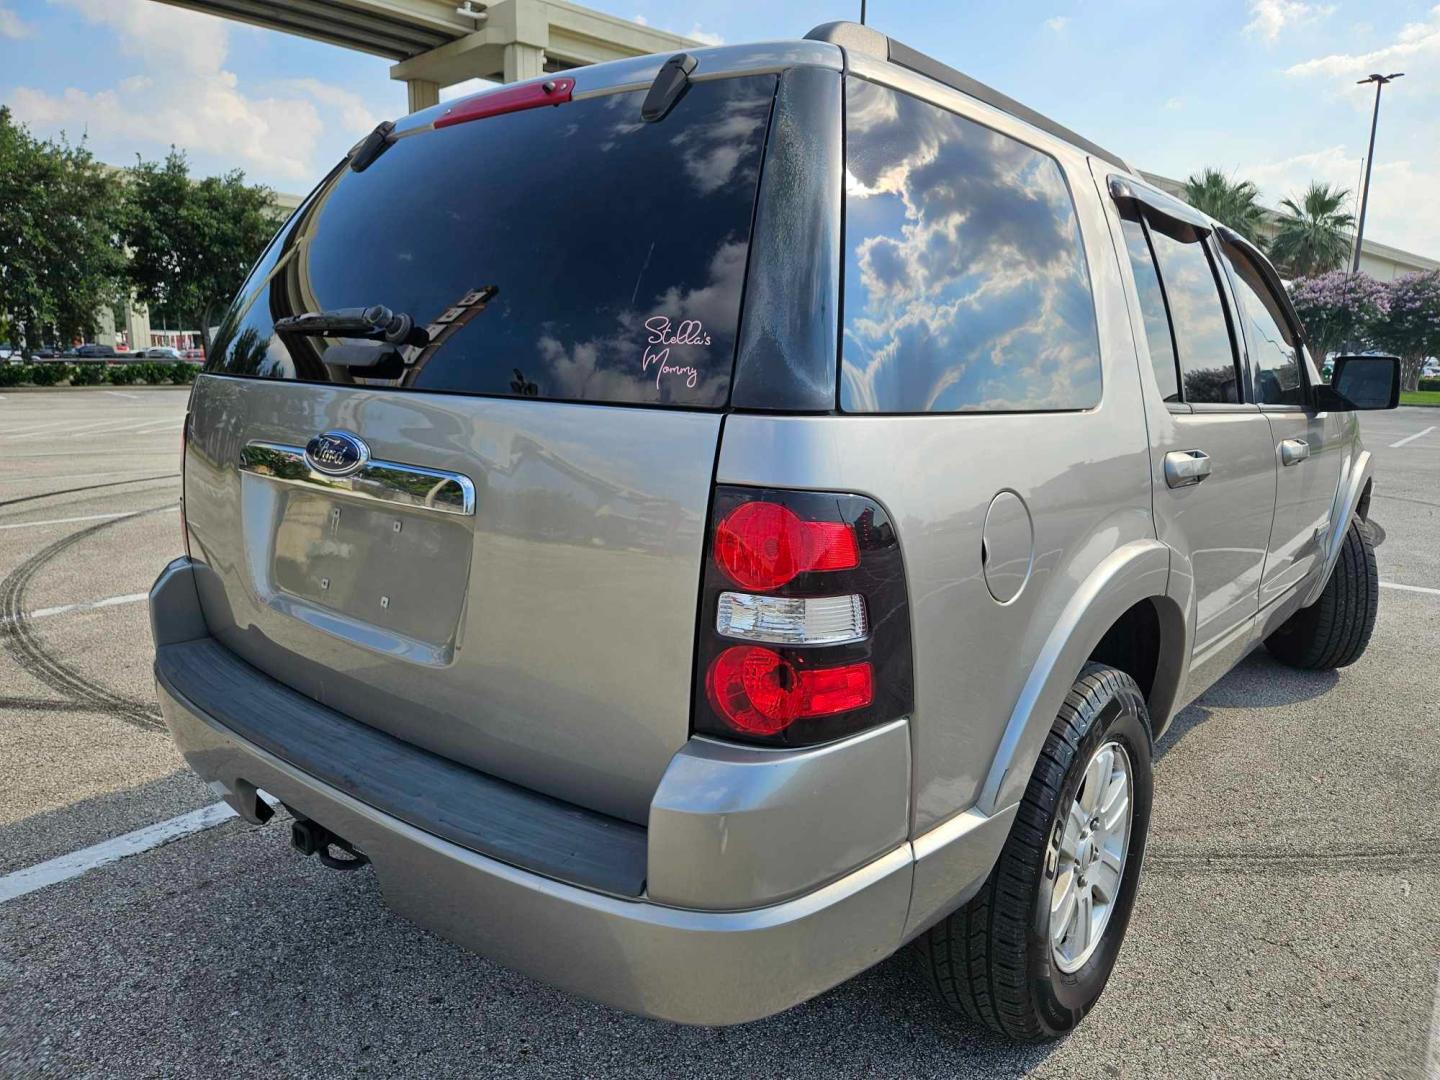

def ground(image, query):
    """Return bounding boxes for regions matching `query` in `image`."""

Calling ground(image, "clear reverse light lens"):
[716,592,868,646]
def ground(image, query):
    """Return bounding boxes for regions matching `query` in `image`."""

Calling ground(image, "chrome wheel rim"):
[1049,739,1133,974]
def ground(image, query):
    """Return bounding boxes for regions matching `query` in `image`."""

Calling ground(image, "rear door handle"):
[1164,449,1212,488]
[1280,438,1310,466]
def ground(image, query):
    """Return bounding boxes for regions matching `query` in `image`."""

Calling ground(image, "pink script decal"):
[641,316,708,390]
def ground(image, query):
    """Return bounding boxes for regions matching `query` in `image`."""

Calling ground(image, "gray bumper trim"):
[156,675,916,1024]
[156,637,648,897]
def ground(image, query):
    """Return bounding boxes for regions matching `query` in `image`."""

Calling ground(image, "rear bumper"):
[152,557,1012,1024]
[159,675,912,1024]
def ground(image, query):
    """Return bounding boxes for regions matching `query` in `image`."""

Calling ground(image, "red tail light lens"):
[714,501,859,591]
[694,487,913,748]
[705,645,874,736]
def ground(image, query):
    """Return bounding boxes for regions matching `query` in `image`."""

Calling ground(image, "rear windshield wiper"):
[274,305,428,347]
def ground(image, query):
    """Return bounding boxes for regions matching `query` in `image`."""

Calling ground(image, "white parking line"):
[0,802,241,904]
[0,506,178,531]
[0,592,148,625]
[1428,963,1440,1080]
[1390,426,1436,449]
[106,391,140,399]
[1379,581,1440,597]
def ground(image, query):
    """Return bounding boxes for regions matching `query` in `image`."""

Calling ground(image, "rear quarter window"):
[840,79,1102,413]
[207,75,777,408]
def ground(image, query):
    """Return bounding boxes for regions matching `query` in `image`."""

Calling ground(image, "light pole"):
[1350,72,1403,272]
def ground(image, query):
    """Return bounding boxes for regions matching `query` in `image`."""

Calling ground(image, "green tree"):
[0,107,128,352]
[123,148,276,329]
[1181,168,1269,249]
[1370,272,1440,392]
[1270,183,1354,277]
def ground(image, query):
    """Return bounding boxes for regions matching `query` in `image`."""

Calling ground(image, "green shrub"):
[0,363,26,387]
[106,363,141,386]
[1419,377,1440,393]
[67,363,107,386]
[167,362,198,384]
[26,362,67,386]
[129,361,172,384]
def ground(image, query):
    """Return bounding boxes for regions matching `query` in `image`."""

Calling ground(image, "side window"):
[1221,245,1304,406]
[1145,224,1240,404]
[840,79,1102,413]
[1118,215,1180,402]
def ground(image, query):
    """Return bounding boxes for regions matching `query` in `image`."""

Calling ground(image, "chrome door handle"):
[1280,438,1310,466]
[1164,449,1212,488]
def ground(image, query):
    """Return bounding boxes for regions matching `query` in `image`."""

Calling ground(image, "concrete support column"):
[502,41,546,82]
[407,78,441,113]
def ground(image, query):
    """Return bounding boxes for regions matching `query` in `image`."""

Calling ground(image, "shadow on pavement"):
[1156,650,1339,760]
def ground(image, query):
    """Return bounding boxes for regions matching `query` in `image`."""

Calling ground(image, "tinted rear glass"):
[840,79,1101,413]
[207,76,776,408]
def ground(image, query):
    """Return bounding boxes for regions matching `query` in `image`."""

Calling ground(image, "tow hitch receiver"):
[290,815,371,872]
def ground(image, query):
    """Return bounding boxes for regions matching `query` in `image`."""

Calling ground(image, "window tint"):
[1222,245,1304,405]
[1119,215,1180,402]
[207,76,776,407]
[1145,225,1239,404]
[840,79,1101,413]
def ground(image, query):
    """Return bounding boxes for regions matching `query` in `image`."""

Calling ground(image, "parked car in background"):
[142,346,185,361]
[151,22,1401,1043]
[181,348,205,362]
[65,343,120,360]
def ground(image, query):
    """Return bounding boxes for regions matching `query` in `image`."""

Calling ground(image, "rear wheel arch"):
[1085,594,1187,738]
[979,539,1172,816]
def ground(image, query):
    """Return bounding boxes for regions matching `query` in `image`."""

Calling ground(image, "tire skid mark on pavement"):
[0,696,103,713]
[1146,844,1439,875]
[0,474,177,511]
[0,509,171,732]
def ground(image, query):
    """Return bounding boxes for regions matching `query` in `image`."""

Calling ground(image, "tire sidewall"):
[1029,676,1154,1034]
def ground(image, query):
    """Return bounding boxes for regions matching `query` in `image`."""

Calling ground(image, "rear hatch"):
[184,70,778,823]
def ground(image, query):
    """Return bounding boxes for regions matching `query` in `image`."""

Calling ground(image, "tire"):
[1264,519,1378,671]
[916,664,1154,1041]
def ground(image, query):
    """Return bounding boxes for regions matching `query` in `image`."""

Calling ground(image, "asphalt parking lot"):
[0,387,1437,1078]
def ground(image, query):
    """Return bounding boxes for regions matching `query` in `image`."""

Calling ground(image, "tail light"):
[694,487,913,747]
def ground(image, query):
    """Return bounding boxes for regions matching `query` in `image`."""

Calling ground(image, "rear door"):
[1215,239,1350,606]
[185,73,778,823]
[1112,200,1276,655]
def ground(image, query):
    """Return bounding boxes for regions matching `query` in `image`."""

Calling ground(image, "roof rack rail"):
[804,21,1131,173]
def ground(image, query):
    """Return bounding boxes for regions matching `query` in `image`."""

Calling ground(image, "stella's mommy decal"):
[641,316,709,391]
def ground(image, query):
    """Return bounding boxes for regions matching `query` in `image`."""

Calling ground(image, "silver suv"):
[150,22,1399,1040]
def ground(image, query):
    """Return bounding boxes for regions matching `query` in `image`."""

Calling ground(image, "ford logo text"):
[304,431,369,477]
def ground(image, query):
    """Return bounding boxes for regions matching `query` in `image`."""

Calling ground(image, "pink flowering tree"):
[1372,271,1440,391]
[1286,271,1388,368]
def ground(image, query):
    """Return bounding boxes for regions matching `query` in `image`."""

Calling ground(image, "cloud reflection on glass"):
[840,80,1102,414]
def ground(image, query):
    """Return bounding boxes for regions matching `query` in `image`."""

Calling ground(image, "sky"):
[0,0,1437,256]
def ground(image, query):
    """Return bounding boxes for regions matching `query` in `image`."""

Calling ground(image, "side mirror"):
[1315,355,1400,411]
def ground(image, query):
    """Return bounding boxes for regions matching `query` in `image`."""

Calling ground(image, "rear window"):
[207,75,776,408]
[840,79,1101,414]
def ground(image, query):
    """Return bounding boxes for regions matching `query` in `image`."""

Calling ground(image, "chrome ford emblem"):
[304,430,369,477]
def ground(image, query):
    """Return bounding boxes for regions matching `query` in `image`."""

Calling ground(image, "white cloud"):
[1164,97,1185,110]
[1244,0,1334,43]
[0,2,34,38]
[1045,16,1069,32]
[632,13,649,26]
[688,25,724,46]
[8,0,387,184]
[1285,4,1440,77]
[274,78,378,136]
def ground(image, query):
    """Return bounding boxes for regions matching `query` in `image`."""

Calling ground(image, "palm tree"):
[1181,168,1269,249]
[1269,182,1355,277]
